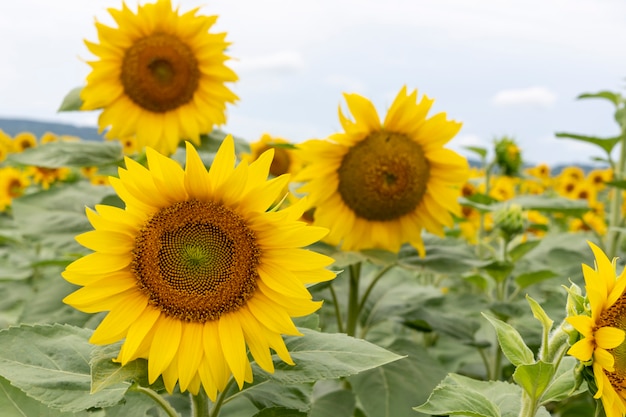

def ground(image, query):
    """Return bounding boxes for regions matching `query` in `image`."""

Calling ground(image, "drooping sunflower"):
[296,86,469,256]
[81,0,238,155]
[567,242,626,416]
[62,136,335,399]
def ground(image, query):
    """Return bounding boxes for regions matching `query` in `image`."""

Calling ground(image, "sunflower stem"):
[328,283,345,333]
[517,391,538,417]
[209,379,235,417]
[357,264,395,318]
[606,105,626,259]
[346,262,362,337]
[130,384,180,417]
[192,388,210,417]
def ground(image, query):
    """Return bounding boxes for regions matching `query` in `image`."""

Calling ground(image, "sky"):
[0,0,625,165]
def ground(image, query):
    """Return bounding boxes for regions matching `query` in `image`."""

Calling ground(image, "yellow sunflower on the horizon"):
[81,0,238,155]
[62,136,335,399]
[296,86,469,256]
[567,242,626,416]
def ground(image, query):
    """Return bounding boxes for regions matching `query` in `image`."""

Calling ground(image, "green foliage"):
[57,86,84,112]
[7,140,123,168]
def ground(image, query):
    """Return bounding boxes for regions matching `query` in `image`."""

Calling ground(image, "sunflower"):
[587,168,613,192]
[12,132,37,152]
[40,132,59,144]
[28,166,71,190]
[295,86,468,255]
[62,136,335,399]
[0,167,30,211]
[525,163,551,180]
[567,242,626,416]
[81,0,238,155]
[242,134,303,177]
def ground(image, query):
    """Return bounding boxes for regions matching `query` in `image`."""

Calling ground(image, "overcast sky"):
[0,0,625,165]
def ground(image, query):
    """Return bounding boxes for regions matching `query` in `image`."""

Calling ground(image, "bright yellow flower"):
[525,163,551,180]
[242,134,303,177]
[81,0,238,155]
[12,132,37,152]
[587,168,613,191]
[560,166,585,182]
[567,242,626,417]
[0,167,30,211]
[62,136,335,399]
[488,176,516,201]
[569,212,607,236]
[296,86,469,256]
[28,166,71,190]
[40,132,59,144]
[525,210,549,237]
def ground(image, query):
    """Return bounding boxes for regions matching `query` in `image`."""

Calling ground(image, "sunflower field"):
[1,1,626,416]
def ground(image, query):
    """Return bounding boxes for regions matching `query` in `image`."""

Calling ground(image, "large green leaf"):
[415,373,551,417]
[399,236,482,274]
[90,343,149,393]
[513,361,555,400]
[577,90,622,106]
[309,388,355,417]
[505,194,589,215]
[350,339,448,417]
[258,329,403,385]
[238,380,312,413]
[7,141,123,168]
[0,324,127,412]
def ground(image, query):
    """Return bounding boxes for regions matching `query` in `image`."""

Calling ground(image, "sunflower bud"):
[494,136,522,176]
[494,203,524,240]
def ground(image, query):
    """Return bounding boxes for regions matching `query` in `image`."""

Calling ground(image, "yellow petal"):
[218,312,248,388]
[596,327,625,350]
[148,315,182,384]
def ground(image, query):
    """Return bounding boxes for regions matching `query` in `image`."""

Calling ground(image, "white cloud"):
[232,51,306,73]
[491,87,557,108]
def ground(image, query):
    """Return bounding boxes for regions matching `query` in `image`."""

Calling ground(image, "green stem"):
[328,283,344,333]
[192,388,210,417]
[518,391,538,417]
[477,346,492,379]
[607,109,626,258]
[346,262,362,337]
[131,384,179,417]
[209,378,235,417]
[357,264,395,317]
[491,343,503,381]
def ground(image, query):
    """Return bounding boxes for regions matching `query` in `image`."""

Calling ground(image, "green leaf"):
[460,194,499,212]
[350,339,448,417]
[526,295,554,335]
[309,389,356,417]
[606,180,626,190]
[7,140,123,168]
[541,357,583,403]
[399,236,481,274]
[239,381,312,413]
[415,374,551,417]
[482,314,534,366]
[514,270,558,289]
[90,343,148,393]
[258,329,403,385]
[483,260,514,283]
[252,408,307,417]
[554,132,621,155]
[513,361,555,400]
[464,146,488,159]
[58,86,84,112]
[0,324,127,412]
[506,194,589,215]
[577,90,622,106]
[508,240,541,262]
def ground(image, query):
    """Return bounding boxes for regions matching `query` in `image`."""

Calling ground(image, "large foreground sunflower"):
[567,242,626,416]
[62,136,335,398]
[81,0,238,155]
[296,86,469,255]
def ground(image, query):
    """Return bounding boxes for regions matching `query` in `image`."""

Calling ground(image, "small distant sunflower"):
[567,242,626,417]
[488,176,517,201]
[587,168,613,191]
[0,167,30,211]
[62,136,334,398]
[242,134,302,177]
[12,132,37,152]
[296,86,469,255]
[525,163,551,180]
[28,166,71,190]
[81,0,238,155]
[40,132,59,144]
[560,166,585,182]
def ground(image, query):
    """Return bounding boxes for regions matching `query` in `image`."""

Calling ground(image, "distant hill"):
[0,117,103,141]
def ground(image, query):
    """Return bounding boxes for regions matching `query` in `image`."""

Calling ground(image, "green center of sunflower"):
[122,33,200,113]
[597,297,626,392]
[337,131,429,221]
[132,199,260,322]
